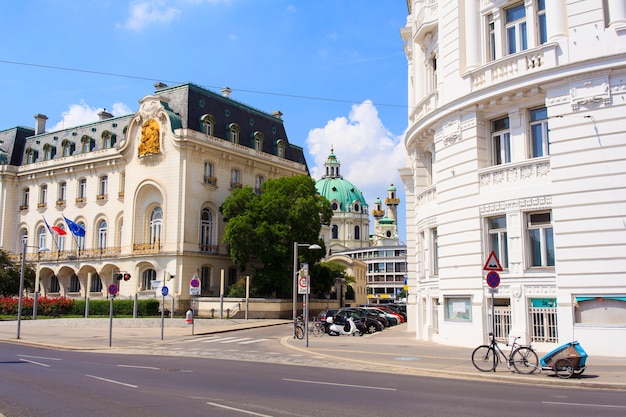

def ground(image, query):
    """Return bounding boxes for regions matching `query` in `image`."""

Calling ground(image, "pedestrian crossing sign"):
[483,251,503,271]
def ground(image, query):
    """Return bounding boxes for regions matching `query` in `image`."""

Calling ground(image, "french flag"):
[44,217,67,236]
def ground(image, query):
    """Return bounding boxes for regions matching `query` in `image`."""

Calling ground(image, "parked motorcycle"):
[326,316,362,336]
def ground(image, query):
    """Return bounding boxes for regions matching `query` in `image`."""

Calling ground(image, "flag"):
[43,217,67,236]
[63,216,86,237]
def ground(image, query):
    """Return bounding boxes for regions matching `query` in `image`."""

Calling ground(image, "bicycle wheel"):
[311,322,324,337]
[472,345,498,372]
[294,325,304,340]
[554,358,574,379]
[511,347,539,374]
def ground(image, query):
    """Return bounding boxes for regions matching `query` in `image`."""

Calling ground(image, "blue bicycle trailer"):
[540,341,588,378]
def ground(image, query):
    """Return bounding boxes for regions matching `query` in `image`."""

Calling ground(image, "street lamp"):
[17,240,49,339]
[292,242,321,339]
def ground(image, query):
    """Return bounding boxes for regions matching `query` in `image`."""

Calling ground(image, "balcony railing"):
[479,157,550,191]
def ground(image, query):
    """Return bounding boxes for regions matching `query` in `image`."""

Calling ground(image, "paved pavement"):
[0,317,624,391]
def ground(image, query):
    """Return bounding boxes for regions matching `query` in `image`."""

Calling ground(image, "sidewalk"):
[1,318,624,390]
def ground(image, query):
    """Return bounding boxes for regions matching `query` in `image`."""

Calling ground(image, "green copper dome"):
[315,148,368,213]
[315,177,368,213]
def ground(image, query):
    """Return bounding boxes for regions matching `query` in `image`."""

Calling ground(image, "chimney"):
[34,114,48,135]
[98,109,114,120]
[221,87,232,98]
[272,110,283,119]
[154,82,168,90]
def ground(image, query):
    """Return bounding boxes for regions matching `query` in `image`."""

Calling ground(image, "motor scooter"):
[326,316,362,336]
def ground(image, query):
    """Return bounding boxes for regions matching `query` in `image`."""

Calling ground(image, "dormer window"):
[227,123,240,144]
[252,131,264,151]
[102,131,116,149]
[43,144,56,161]
[61,139,75,156]
[201,114,215,136]
[275,139,286,158]
[81,135,94,153]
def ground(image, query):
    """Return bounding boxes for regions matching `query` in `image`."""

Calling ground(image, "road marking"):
[18,354,61,361]
[283,378,397,391]
[238,338,270,345]
[19,358,51,367]
[542,401,626,409]
[86,374,138,388]
[201,336,239,343]
[206,402,274,416]
[218,337,253,343]
[117,364,160,370]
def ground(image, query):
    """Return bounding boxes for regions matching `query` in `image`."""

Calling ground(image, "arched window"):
[355,225,361,240]
[70,274,81,292]
[61,140,74,157]
[201,114,215,136]
[255,175,264,194]
[204,162,216,185]
[332,225,339,239]
[150,207,162,247]
[275,139,286,158]
[142,269,156,291]
[252,131,264,151]
[97,220,107,249]
[55,224,66,251]
[43,144,56,161]
[90,273,103,293]
[200,209,214,252]
[38,226,47,250]
[76,222,86,251]
[230,169,241,189]
[102,131,116,149]
[81,135,93,153]
[227,123,240,144]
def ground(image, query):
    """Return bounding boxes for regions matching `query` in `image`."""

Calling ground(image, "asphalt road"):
[1,328,626,417]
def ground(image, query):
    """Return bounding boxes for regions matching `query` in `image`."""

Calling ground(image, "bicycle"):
[293,315,324,339]
[471,333,540,374]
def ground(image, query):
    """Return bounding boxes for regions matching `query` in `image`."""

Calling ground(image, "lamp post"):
[292,242,321,339]
[17,241,49,339]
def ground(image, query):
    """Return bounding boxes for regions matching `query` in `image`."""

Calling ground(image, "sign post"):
[483,251,502,371]
[107,283,119,347]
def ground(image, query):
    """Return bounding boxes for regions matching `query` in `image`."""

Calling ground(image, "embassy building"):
[0,82,308,310]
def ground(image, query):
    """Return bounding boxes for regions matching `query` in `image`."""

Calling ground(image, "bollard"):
[185,309,194,325]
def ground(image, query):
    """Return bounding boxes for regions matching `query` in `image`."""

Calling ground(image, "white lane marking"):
[86,374,138,388]
[283,378,397,391]
[19,358,50,367]
[542,401,626,409]
[117,364,160,370]
[239,338,270,345]
[206,402,274,417]
[201,336,238,343]
[218,337,253,344]
[18,354,61,361]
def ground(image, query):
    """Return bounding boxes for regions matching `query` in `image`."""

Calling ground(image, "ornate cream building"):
[400,1,626,356]
[0,82,309,310]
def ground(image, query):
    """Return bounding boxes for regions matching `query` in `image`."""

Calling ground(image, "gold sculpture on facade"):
[138,119,160,156]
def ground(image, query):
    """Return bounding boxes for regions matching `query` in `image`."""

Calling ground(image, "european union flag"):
[63,216,86,237]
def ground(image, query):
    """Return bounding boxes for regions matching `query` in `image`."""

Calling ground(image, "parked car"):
[337,308,384,334]
[362,306,399,326]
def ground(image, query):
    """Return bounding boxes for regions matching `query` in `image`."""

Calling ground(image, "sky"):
[0,0,409,242]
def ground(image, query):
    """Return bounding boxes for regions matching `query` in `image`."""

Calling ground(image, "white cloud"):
[50,101,133,132]
[122,1,181,32]
[306,101,406,209]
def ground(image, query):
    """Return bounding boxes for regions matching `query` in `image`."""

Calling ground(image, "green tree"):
[0,249,35,297]
[220,175,332,297]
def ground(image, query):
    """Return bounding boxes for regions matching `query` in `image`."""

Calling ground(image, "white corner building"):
[400,0,626,356]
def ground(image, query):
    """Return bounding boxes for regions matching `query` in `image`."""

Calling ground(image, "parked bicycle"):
[472,333,539,374]
[294,315,324,340]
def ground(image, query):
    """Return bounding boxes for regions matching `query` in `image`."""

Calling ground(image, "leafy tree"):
[220,175,333,297]
[0,249,35,297]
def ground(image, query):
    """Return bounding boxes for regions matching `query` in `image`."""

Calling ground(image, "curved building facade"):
[400,1,626,356]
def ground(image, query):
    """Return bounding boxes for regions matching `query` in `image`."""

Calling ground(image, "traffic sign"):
[190,272,201,296]
[483,251,503,271]
[161,286,169,296]
[298,275,308,294]
[486,271,500,288]
[108,283,119,296]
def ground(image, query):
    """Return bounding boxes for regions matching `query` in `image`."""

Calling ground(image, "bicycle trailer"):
[539,341,588,379]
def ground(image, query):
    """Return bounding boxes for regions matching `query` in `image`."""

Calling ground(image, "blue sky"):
[0,0,409,241]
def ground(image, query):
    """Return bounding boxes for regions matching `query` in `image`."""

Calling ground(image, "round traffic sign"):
[486,271,500,288]
[190,278,200,288]
[298,276,307,289]
[108,283,119,296]
[161,286,169,296]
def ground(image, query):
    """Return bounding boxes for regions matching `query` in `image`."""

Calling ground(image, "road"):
[1,328,625,417]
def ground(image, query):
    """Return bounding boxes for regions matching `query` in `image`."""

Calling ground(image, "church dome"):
[315,149,368,213]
